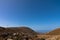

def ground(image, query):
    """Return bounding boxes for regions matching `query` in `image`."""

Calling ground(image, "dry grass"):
[37,35,60,40]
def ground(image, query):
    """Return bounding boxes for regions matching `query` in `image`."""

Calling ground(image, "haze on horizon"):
[0,0,60,31]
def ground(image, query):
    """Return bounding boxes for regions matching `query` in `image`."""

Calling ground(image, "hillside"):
[6,27,37,35]
[0,27,39,40]
[0,27,37,34]
[0,27,6,33]
[46,28,60,35]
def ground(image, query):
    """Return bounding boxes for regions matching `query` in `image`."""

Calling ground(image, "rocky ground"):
[0,27,39,40]
[0,32,37,40]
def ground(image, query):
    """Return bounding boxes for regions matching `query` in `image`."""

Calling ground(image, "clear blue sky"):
[0,0,60,30]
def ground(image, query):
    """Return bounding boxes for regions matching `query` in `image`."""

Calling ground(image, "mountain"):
[0,26,38,36]
[0,27,39,40]
[37,30,50,33]
[6,27,37,35]
[46,28,60,35]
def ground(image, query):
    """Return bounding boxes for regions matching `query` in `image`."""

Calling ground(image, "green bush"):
[40,38,45,40]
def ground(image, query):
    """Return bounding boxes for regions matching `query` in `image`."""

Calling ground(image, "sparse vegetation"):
[0,27,60,40]
[0,27,38,40]
[40,38,45,40]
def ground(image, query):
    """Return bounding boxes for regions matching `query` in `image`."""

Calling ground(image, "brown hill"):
[6,27,37,35]
[0,27,39,40]
[0,27,6,33]
[46,28,60,35]
[0,26,37,35]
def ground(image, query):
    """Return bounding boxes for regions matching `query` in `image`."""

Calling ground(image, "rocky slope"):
[0,26,38,40]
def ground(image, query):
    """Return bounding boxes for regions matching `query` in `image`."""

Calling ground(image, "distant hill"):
[37,30,50,33]
[46,28,60,35]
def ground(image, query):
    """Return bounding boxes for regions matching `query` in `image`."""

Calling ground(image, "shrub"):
[40,38,45,40]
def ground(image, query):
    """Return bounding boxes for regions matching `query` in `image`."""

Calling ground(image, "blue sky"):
[0,0,60,30]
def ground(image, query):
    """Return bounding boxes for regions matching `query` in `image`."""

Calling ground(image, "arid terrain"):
[0,27,60,40]
[37,28,60,40]
[37,35,60,40]
[0,27,38,40]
